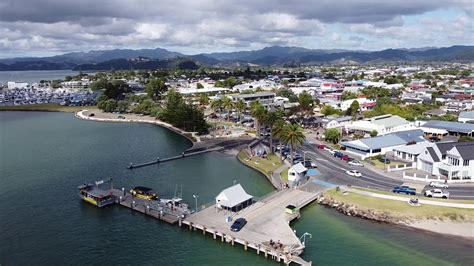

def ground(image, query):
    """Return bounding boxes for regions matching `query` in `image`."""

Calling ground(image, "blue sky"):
[0,0,472,58]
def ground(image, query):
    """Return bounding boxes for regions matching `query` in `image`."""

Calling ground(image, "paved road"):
[298,143,474,200]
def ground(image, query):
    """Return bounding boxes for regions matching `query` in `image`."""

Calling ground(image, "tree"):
[198,94,209,106]
[276,88,298,102]
[251,101,267,136]
[298,91,313,111]
[272,120,286,160]
[210,98,223,114]
[280,123,306,164]
[235,99,246,122]
[264,111,281,153]
[104,99,118,113]
[221,97,234,121]
[370,130,378,137]
[145,79,168,101]
[117,100,129,113]
[196,82,204,89]
[321,105,341,116]
[346,100,360,119]
[325,128,340,144]
[342,91,358,101]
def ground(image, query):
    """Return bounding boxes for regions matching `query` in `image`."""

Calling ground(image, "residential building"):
[338,97,376,112]
[321,116,352,129]
[342,129,426,159]
[416,141,474,182]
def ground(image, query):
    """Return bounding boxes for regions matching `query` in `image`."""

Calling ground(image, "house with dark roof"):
[417,120,474,137]
[416,141,474,182]
[341,129,426,159]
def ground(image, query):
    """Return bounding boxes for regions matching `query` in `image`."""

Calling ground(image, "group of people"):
[269,239,283,249]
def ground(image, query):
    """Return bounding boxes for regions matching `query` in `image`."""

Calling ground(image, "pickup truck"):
[392,186,416,195]
[424,189,449,199]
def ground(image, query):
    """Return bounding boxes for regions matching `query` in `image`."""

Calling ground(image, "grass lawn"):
[367,158,403,170]
[353,186,474,204]
[237,150,283,177]
[281,168,289,182]
[0,104,97,113]
[324,188,474,222]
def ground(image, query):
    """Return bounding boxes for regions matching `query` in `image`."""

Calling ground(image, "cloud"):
[0,0,472,57]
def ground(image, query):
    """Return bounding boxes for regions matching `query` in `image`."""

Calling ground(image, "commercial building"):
[347,114,414,136]
[342,129,426,159]
[458,111,474,124]
[215,184,253,212]
[416,120,474,137]
[232,92,275,108]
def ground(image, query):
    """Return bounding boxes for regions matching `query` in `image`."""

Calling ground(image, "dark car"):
[230,218,247,232]
[392,186,416,195]
[378,157,391,164]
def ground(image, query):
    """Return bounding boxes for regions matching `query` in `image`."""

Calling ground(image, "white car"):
[326,148,336,155]
[424,189,449,199]
[345,170,362,177]
[429,181,448,189]
[348,160,364,167]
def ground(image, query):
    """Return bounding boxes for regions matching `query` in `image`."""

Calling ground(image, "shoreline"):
[317,191,474,241]
[75,109,199,144]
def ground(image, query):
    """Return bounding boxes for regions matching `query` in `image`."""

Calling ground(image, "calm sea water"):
[0,70,95,84]
[0,112,472,265]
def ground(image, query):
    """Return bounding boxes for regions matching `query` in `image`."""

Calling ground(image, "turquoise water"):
[0,112,472,265]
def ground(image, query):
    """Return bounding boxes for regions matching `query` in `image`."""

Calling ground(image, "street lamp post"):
[193,194,199,212]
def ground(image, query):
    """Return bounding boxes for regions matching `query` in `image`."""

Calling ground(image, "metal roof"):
[215,184,253,208]
[342,129,425,150]
[370,115,409,128]
[459,111,474,119]
[426,147,440,162]
[422,120,474,134]
[452,142,474,160]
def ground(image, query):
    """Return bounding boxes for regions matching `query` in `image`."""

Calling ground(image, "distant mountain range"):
[0,45,472,71]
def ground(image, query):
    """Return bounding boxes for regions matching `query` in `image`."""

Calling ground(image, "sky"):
[0,0,472,58]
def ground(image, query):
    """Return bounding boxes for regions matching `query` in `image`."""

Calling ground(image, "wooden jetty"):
[107,189,190,224]
[127,148,222,169]
[181,188,319,265]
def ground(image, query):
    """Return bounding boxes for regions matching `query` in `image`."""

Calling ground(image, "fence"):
[387,162,415,172]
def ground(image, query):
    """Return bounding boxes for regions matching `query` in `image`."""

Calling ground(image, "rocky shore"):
[317,194,401,224]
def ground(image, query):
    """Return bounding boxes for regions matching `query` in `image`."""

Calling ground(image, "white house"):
[7,81,29,90]
[347,114,414,135]
[339,97,376,112]
[288,162,308,186]
[416,141,473,182]
[393,142,435,162]
[321,116,352,129]
[215,184,253,212]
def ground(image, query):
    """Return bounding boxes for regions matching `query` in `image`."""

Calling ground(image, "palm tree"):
[251,101,267,137]
[264,111,281,154]
[210,98,223,115]
[280,123,306,165]
[221,97,234,121]
[272,119,286,160]
[235,99,246,122]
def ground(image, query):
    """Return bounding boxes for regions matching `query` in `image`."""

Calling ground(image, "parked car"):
[348,160,364,167]
[334,151,344,158]
[392,186,416,195]
[345,170,362,177]
[230,218,247,232]
[317,144,326,149]
[378,156,391,164]
[429,181,449,189]
[424,189,449,199]
[302,160,317,168]
[340,155,349,161]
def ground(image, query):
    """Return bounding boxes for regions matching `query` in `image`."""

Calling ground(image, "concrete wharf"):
[181,188,319,265]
